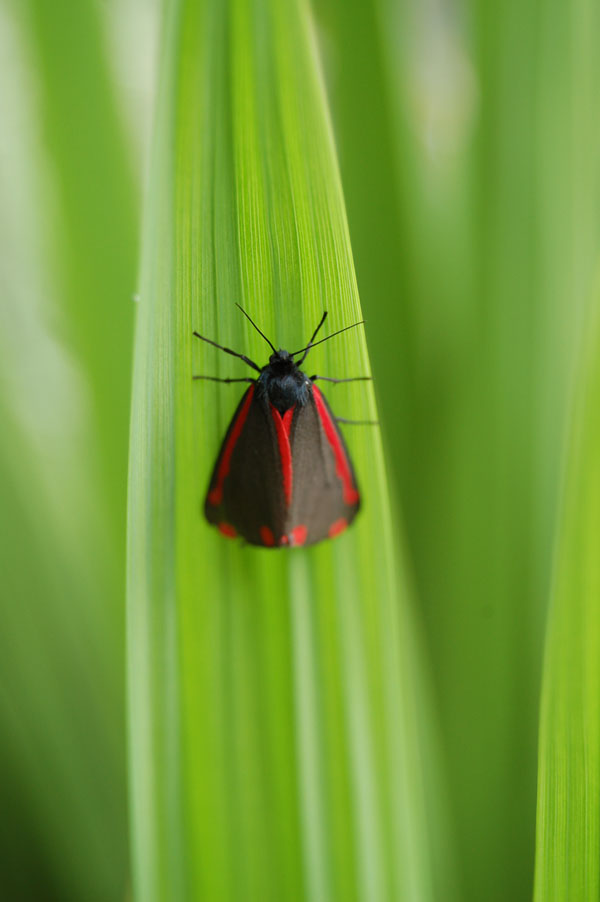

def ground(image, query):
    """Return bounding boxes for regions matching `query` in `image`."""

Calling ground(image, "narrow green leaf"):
[534,301,600,900]
[315,0,600,897]
[128,0,448,899]
[0,0,137,897]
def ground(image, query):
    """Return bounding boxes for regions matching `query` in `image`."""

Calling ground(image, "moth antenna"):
[295,311,328,366]
[291,320,365,359]
[235,303,277,353]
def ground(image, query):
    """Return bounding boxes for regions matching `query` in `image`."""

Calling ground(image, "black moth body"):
[194,308,369,549]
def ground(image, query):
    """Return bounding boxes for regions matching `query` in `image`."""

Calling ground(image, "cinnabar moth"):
[193,307,373,548]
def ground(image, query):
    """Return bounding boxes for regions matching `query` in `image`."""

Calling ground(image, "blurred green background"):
[1,0,599,899]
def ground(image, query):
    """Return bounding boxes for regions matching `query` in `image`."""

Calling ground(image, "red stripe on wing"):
[312,387,359,506]
[207,386,255,506]
[282,406,295,436]
[270,403,294,505]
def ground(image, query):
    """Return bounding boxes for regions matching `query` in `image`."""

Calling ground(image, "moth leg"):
[193,331,261,373]
[193,375,256,384]
[310,375,372,384]
[335,417,379,426]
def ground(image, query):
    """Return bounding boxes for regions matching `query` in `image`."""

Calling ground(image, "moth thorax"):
[267,372,308,413]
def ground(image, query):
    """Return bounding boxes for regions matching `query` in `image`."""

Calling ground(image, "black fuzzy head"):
[256,349,311,414]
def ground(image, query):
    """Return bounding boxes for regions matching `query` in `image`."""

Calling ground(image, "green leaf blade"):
[534,308,600,901]
[128,0,451,899]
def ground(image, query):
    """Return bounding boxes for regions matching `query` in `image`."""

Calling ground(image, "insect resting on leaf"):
[193,306,374,548]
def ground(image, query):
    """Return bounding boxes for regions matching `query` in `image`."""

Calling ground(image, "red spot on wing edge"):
[218,522,237,538]
[207,386,255,506]
[260,526,276,547]
[289,525,308,546]
[328,518,348,538]
[312,387,359,506]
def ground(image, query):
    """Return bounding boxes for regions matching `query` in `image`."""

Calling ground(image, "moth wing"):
[204,386,286,546]
[285,385,360,546]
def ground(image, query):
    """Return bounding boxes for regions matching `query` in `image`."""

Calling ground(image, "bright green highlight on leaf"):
[128,0,447,899]
[534,302,600,901]
[0,0,135,898]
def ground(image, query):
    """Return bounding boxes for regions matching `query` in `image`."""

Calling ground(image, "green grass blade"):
[534,301,600,900]
[0,0,137,896]
[314,0,600,897]
[25,0,138,526]
[128,0,448,898]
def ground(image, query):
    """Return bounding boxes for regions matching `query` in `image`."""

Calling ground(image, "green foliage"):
[316,0,600,897]
[534,305,600,900]
[2,0,600,898]
[0,0,136,898]
[128,0,447,898]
